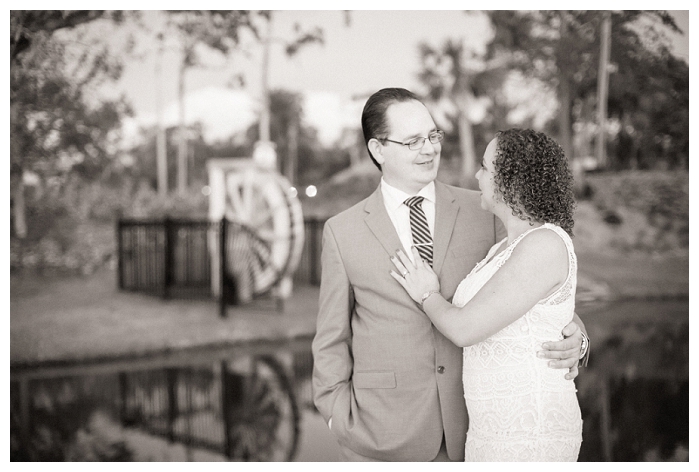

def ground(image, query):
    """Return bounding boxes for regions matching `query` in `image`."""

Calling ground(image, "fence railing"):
[117,218,218,299]
[117,217,328,308]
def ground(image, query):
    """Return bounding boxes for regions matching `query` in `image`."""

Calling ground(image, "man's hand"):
[537,320,583,380]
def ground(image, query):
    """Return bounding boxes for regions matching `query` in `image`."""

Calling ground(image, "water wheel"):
[220,165,304,303]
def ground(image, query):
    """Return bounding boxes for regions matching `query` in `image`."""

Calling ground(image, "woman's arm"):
[391,229,569,348]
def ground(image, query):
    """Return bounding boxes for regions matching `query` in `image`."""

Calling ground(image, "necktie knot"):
[404,196,424,209]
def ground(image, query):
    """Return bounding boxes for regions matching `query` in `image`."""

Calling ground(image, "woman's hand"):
[390,246,440,304]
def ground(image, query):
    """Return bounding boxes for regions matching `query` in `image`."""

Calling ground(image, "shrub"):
[581,170,689,253]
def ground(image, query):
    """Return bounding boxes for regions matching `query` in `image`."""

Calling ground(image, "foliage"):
[10,11,127,61]
[150,11,322,193]
[10,11,135,271]
[483,10,687,170]
[11,374,133,461]
[9,170,210,275]
[576,170,688,254]
[418,39,485,185]
[10,33,131,180]
[162,10,323,68]
[606,37,689,169]
[165,11,265,68]
[243,89,351,187]
[300,159,463,218]
[65,412,134,461]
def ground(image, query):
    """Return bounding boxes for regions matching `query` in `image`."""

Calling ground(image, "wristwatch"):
[578,332,590,367]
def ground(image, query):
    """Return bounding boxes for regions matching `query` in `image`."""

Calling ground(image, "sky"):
[111,10,496,145]
[100,7,689,147]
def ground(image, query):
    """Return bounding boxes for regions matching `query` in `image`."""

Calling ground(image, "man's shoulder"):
[436,181,482,206]
[325,194,373,227]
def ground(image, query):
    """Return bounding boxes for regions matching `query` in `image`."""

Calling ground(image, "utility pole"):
[177,14,191,195]
[252,13,277,172]
[155,33,168,197]
[557,11,573,164]
[259,15,271,144]
[596,11,612,169]
[177,53,187,194]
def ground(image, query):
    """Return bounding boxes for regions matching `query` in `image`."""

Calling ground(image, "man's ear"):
[368,138,384,166]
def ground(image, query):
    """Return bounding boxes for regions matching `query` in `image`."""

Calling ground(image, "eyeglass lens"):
[409,131,443,150]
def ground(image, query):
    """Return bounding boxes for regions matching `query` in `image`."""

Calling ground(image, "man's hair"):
[361,87,422,170]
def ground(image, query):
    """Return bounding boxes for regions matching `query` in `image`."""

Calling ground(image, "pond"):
[10,336,317,461]
[10,299,688,462]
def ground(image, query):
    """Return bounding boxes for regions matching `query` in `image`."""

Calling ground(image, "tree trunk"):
[558,78,573,161]
[457,94,478,190]
[557,12,574,162]
[259,15,272,143]
[156,35,168,197]
[11,171,27,239]
[286,120,298,185]
[177,56,187,195]
[595,11,612,169]
[349,135,362,167]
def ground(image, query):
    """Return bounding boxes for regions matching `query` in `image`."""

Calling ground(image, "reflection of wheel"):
[223,356,300,461]
[224,168,304,301]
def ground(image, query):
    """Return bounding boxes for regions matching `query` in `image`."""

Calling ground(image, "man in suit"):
[312,88,589,461]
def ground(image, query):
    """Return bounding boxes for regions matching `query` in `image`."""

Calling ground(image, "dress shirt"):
[380,178,436,264]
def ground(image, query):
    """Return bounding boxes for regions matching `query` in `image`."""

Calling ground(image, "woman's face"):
[475,138,498,212]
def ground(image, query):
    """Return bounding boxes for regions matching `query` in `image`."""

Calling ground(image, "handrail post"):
[219,218,227,318]
[166,368,178,443]
[163,217,174,299]
[310,218,320,285]
[116,219,124,290]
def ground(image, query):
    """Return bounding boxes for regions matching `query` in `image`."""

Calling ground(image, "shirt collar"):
[380,178,436,212]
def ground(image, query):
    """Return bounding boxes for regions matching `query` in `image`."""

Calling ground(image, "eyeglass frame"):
[378,129,445,151]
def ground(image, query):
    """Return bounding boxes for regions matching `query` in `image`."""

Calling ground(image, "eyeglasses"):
[381,130,445,151]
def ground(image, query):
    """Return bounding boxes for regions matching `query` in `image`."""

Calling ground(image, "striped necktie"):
[404,196,433,266]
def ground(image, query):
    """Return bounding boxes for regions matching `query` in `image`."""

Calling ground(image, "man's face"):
[372,100,441,194]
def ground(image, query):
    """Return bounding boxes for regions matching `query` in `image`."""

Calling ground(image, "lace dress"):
[452,223,582,461]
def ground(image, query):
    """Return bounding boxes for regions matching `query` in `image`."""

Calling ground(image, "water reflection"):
[11,337,314,461]
[575,303,689,462]
[10,302,689,462]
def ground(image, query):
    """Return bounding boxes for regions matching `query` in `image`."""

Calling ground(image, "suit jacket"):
[311,180,503,461]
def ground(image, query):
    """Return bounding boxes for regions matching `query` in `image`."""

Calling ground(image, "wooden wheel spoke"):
[225,177,246,219]
[255,229,278,243]
[221,169,304,298]
[249,210,274,229]
[241,174,254,219]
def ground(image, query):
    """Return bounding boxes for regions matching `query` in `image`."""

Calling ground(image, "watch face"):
[579,334,589,359]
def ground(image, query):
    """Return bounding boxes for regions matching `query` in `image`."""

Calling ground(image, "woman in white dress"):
[390,128,583,461]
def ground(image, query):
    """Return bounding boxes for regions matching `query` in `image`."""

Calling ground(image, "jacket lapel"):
[432,181,459,276]
[364,182,460,273]
[364,186,404,258]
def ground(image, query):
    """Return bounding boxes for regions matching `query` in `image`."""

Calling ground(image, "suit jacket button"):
[437,366,445,374]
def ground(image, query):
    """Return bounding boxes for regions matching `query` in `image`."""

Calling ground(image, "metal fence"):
[117,217,327,299]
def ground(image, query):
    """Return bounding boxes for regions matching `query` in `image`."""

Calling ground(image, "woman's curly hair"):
[492,128,576,236]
